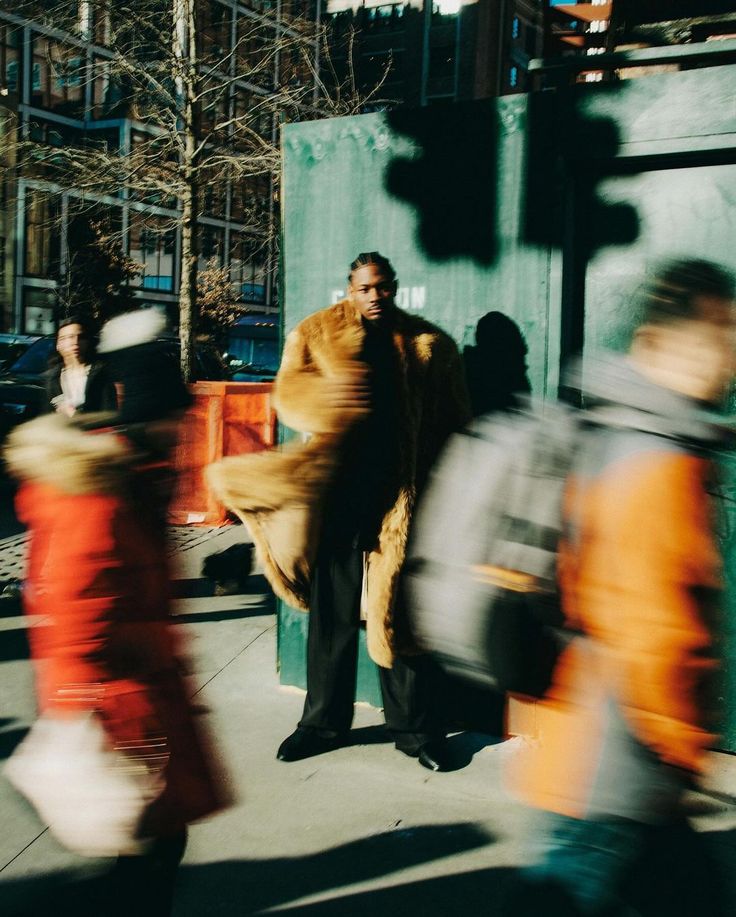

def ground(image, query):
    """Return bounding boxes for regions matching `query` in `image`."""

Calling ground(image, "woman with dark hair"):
[45,316,117,416]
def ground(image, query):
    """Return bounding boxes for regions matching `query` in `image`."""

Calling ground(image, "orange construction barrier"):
[168,381,276,526]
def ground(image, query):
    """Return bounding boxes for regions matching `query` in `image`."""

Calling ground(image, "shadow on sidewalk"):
[0,626,29,664]
[2,822,495,917]
[6,825,736,917]
[173,573,273,600]
[0,724,29,761]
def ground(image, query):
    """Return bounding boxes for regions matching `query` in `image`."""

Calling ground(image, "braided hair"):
[348,251,397,284]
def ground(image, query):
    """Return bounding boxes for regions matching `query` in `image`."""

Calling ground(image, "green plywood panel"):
[277,97,558,702]
[277,606,383,708]
[281,98,559,395]
[277,64,736,737]
[576,66,736,157]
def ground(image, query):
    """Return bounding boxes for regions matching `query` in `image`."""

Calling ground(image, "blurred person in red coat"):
[5,309,227,916]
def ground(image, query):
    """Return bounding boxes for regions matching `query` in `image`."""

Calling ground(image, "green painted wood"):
[277,97,557,702]
[277,64,736,744]
[277,605,383,708]
[281,98,557,394]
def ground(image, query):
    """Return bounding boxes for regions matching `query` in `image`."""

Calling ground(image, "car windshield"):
[0,343,27,365]
[8,337,55,375]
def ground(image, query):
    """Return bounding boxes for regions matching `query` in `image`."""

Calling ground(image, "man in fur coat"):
[209,252,469,770]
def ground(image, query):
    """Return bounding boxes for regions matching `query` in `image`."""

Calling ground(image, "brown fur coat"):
[208,300,469,668]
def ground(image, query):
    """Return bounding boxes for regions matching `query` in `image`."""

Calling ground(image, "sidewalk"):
[2,525,736,915]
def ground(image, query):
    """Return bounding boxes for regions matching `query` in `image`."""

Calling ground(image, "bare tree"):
[10,0,391,379]
[57,214,141,326]
[197,257,247,345]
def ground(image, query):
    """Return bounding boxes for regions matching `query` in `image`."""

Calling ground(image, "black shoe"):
[276,729,340,762]
[417,739,452,773]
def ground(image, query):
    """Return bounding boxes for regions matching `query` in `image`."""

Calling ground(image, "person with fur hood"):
[5,309,227,916]
[209,252,470,772]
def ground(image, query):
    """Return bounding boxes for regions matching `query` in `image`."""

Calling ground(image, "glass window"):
[91,56,129,119]
[200,0,232,62]
[9,333,55,372]
[24,190,60,278]
[23,289,55,336]
[31,37,85,118]
[229,233,266,305]
[231,174,272,227]
[129,218,175,292]
[512,16,520,39]
[236,17,275,90]
[198,224,225,272]
[0,25,20,95]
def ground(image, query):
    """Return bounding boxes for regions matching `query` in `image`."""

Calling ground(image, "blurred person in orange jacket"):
[507,258,736,917]
[5,309,227,917]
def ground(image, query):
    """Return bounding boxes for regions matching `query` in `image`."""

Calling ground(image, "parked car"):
[0,334,227,441]
[225,315,278,382]
[226,360,277,382]
[0,333,42,373]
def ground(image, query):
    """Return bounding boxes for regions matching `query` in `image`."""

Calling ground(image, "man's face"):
[634,296,736,405]
[348,264,397,324]
[56,323,84,364]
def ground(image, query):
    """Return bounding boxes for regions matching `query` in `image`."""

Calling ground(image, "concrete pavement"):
[2,523,736,915]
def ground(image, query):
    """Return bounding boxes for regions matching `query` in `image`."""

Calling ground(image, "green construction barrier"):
[278,65,736,748]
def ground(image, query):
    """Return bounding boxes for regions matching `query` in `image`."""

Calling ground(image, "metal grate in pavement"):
[166,526,230,554]
[0,534,27,582]
[0,527,231,582]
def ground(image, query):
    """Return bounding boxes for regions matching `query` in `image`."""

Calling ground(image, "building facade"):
[324,0,544,107]
[543,1,736,83]
[0,1,322,335]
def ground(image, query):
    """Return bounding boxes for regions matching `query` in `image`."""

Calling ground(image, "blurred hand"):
[326,366,371,413]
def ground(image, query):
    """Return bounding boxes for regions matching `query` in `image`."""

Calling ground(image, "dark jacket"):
[44,361,118,414]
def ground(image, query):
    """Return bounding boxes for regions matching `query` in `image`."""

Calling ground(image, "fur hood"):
[4,413,134,495]
[98,308,167,353]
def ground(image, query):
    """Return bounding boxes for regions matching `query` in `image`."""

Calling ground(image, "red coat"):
[10,417,227,837]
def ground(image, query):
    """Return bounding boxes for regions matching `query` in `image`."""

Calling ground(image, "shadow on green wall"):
[385,100,500,266]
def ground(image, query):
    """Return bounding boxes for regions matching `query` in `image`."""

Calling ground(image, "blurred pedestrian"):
[210,252,470,771]
[5,309,226,917]
[45,315,117,417]
[507,258,736,916]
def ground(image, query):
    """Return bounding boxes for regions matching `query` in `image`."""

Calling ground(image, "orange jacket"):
[510,368,723,823]
[8,415,227,835]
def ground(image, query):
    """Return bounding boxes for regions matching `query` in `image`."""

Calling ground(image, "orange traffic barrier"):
[168,381,276,526]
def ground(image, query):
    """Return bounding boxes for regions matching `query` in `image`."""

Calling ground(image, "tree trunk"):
[179,167,198,383]
[175,0,199,383]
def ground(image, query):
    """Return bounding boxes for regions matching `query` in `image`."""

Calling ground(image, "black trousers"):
[298,543,444,754]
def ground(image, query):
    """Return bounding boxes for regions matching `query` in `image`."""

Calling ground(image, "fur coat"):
[208,300,470,668]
